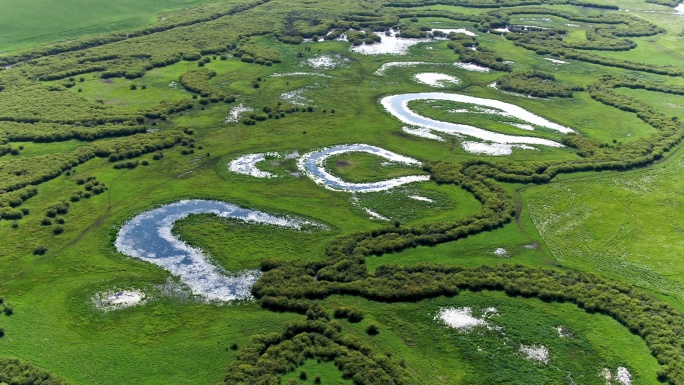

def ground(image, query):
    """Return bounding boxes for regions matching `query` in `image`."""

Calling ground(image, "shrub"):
[33,245,48,255]
[366,324,379,335]
[299,370,307,380]
[53,226,65,235]
[41,218,52,226]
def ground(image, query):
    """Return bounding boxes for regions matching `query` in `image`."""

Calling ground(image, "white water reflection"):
[298,144,430,192]
[381,93,573,149]
[115,200,322,301]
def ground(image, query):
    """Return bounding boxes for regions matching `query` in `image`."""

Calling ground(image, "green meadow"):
[0,0,220,53]
[0,0,683,384]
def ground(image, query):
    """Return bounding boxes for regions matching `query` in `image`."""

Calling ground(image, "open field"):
[524,141,684,305]
[0,0,221,53]
[0,0,683,384]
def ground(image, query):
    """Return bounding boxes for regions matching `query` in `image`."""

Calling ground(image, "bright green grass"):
[589,36,684,67]
[523,146,684,305]
[324,151,428,184]
[0,0,220,53]
[173,214,335,271]
[0,140,88,162]
[323,291,660,384]
[615,87,684,119]
[0,3,681,384]
[281,360,352,385]
[61,72,193,111]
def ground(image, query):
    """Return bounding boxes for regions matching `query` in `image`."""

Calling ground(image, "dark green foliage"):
[0,209,23,220]
[366,324,379,335]
[333,307,364,323]
[447,36,510,72]
[0,131,188,193]
[496,71,582,98]
[223,319,410,384]
[178,68,216,97]
[0,1,682,384]
[0,358,69,385]
[0,186,38,211]
[33,245,48,255]
[236,43,281,64]
[113,160,139,169]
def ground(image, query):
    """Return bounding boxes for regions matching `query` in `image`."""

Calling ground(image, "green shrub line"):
[242,73,684,383]
[224,318,410,385]
[252,260,684,383]
[496,71,583,98]
[0,0,683,383]
[386,0,618,9]
[178,68,217,97]
[396,5,683,76]
[0,0,274,67]
[0,131,191,193]
[447,34,511,72]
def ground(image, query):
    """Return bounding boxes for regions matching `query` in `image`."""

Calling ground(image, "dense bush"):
[0,358,69,384]
[223,319,410,384]
[0,131,189,193]
[496,71,582,98]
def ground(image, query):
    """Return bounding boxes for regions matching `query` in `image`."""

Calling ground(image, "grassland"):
[0,0,220,53]
[523,141,684,306]
[0,0,683,384]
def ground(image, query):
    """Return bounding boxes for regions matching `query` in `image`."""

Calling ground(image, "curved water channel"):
[297,144,431,192]
[115,200,321,301]
[381,92,574,147]
[120,92,573,300]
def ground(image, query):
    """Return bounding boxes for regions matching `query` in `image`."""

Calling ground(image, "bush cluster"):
[496,71,582,98]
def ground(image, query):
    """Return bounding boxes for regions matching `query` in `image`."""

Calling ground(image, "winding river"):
[381,92,573,147]
[297,144,431,192]
[115,200,321,301]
